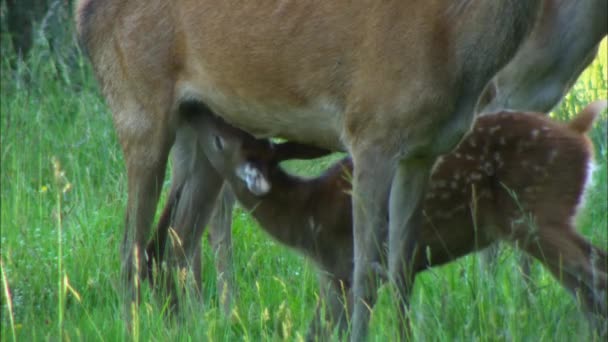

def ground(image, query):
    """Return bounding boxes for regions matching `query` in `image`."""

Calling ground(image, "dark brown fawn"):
[150,101,608,338]
[76,2,543,335]
[476,0,607,275]
[477,0,607,114]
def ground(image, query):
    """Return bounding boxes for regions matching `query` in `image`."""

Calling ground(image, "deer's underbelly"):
[177,63,347,151]
[211,98,346,152]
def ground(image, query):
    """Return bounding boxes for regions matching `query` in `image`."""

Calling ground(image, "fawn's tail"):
[568,99,607,133]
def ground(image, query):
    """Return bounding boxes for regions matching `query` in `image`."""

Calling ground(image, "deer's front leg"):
[118,107,173,310]
[387,156,434,339]
[349,146,394,341]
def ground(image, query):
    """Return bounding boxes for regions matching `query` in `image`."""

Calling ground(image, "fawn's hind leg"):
[520,226,607,334]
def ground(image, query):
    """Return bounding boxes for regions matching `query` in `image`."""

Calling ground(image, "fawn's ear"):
[569,99,607,134]
[236,163,271,196]
[272,141,333,162]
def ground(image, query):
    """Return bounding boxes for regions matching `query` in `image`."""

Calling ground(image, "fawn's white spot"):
[433,180,447,188]
[530,129,539,139]
[493,152,504,168]
[433,204,467,219]
[548,149,559,163]
[489,126,501,134]
[483,162,494,174]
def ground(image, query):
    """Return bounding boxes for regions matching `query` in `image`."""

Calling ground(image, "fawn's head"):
[191,112,276,195]
[191,110,333,196]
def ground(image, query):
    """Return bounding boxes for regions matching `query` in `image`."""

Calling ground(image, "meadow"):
[1,16,607,341]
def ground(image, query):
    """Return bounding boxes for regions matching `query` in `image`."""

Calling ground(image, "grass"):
[1,18,607,341]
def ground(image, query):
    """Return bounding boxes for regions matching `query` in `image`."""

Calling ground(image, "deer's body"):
[152,101,607,338]
[135,0,608,323]
[76,1,542,336]
[478,0,607,113]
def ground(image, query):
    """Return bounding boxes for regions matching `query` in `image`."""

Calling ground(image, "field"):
[1,17,607,341]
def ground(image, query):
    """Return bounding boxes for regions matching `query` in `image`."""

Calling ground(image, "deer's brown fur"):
[478,0,607,113]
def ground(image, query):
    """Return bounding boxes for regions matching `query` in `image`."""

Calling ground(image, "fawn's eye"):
[214,136,224,151]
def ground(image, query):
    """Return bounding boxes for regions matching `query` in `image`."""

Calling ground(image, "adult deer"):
[151,100,608,339]
[76,1,542,337]
[477,0,608,114]
[149,0,608,319]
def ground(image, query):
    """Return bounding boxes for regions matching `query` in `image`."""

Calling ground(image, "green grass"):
[1,21,607,342]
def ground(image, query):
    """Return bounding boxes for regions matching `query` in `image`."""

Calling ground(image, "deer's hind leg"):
[115,101,174,308]
[145,177,183,284]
